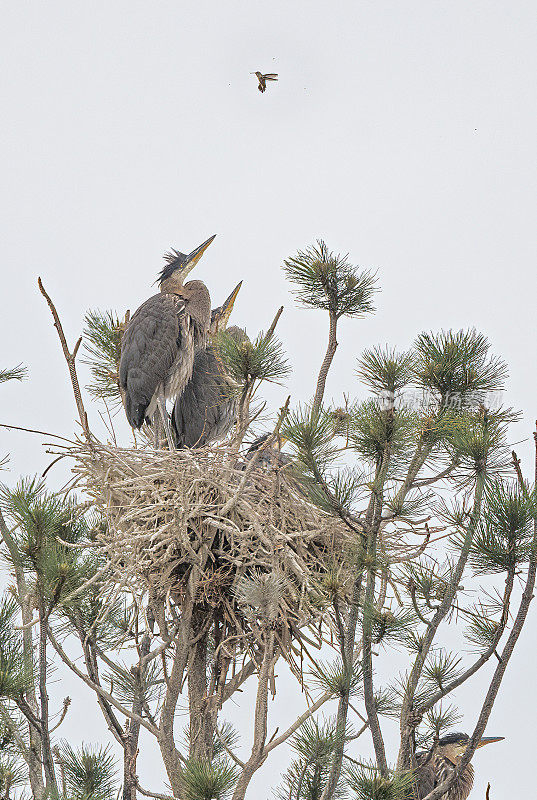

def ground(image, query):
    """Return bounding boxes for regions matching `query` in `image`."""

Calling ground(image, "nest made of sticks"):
[69,439,351,654]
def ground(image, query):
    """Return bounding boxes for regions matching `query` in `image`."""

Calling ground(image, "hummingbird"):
[251,71,278,93]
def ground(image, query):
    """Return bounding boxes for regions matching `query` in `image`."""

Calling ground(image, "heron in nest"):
[119,235,215,448]
[245,433,291,468]
[172,282,247,448]
[412,732,503,799]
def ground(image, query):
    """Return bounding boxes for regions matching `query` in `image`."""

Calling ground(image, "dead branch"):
[38,277,91,442]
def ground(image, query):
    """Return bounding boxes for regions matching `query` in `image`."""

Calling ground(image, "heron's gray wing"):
[264,74,278,79]
[119,293,181,428]
[172,347,233,447]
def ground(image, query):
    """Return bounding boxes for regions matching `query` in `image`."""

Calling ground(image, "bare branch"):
[136,780,175,800]
[47,627,158,736]
[264,691,332,753]
[49,697,71,733]
[37,277,91,441]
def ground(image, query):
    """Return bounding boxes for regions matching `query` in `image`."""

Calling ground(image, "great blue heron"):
[119,235,215,447]
[412,732,503,800]
[172,282,246,448]
[251,71,278,93]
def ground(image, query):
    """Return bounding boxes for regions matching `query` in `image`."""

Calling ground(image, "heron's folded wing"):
[119,293,181,426]
[412,752,436,798]
[173,346,228,447]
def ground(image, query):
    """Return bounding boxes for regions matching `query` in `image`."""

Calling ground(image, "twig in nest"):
[221,396,290,516]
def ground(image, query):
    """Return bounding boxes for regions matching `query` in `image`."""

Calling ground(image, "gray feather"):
[412,751,474,800]
[119,293,183,428]
[172,325,246,448]
[172,346,235,447]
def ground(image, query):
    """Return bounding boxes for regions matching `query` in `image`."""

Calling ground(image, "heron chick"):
[172,282,246,448]
[413,732,504,800]
[119,235,215,447]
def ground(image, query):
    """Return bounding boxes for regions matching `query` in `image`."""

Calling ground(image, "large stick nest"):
[70,440,351,654]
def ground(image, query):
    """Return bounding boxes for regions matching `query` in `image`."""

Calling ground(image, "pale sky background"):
[1,1,537,797]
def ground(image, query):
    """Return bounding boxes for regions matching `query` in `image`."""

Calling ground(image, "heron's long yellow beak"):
[182,235,216,277]
[475,736,504,749]
[220,282,242,327]
[211,282,242,334]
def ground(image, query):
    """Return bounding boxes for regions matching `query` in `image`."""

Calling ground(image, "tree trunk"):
[188,616,213,761]
[158,599,194,797]
[123,627,152,800]
[311,310,337,417]
[38,611,57,796]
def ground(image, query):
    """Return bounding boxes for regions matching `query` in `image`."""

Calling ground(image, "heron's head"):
[251,71,263,78]
[247,433,288,453]
[438,732,504,764]
[158,235,216,288]
[210,282,242,335]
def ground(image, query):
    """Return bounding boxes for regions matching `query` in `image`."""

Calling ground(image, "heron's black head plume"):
[157,235,216,286]
[438,733,469,746]
[158,250,188,284]
[438,732,504,750]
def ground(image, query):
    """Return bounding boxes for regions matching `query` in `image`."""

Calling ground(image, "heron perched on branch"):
[251,71,278,92]
[413,732,503,800]
[119,235,215,447]
[172,282,246,448]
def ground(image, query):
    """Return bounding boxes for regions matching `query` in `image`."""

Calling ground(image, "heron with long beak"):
[119,235,215,447]
[172,282,247,448]
[413,732,504,800]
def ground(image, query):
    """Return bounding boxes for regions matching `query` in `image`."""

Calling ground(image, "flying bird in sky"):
[251,71,278,93]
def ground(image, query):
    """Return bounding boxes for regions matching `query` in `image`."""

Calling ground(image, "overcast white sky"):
[1,1,537,797]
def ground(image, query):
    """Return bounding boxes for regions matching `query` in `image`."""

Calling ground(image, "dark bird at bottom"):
[172,282,247,448]
[412,732,503,800]
[119,235,215,446]
[251,71,278,92]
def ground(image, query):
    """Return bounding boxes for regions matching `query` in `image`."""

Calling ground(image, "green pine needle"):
[215,329,290,385]
[283,240,378,318]
[82,309,125,401]
[58,742,118,800]
[422,650,463,691]
[0,365,27,384]
[180,759,238,800]
[349,400,417,465]
[414,329,507,401]
[357,347,415,394]
[309,657,363,698]
[0,596,32,700]
[346,761,413,800]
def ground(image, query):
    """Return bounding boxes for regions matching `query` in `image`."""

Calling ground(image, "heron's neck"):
[159,277,184,295]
